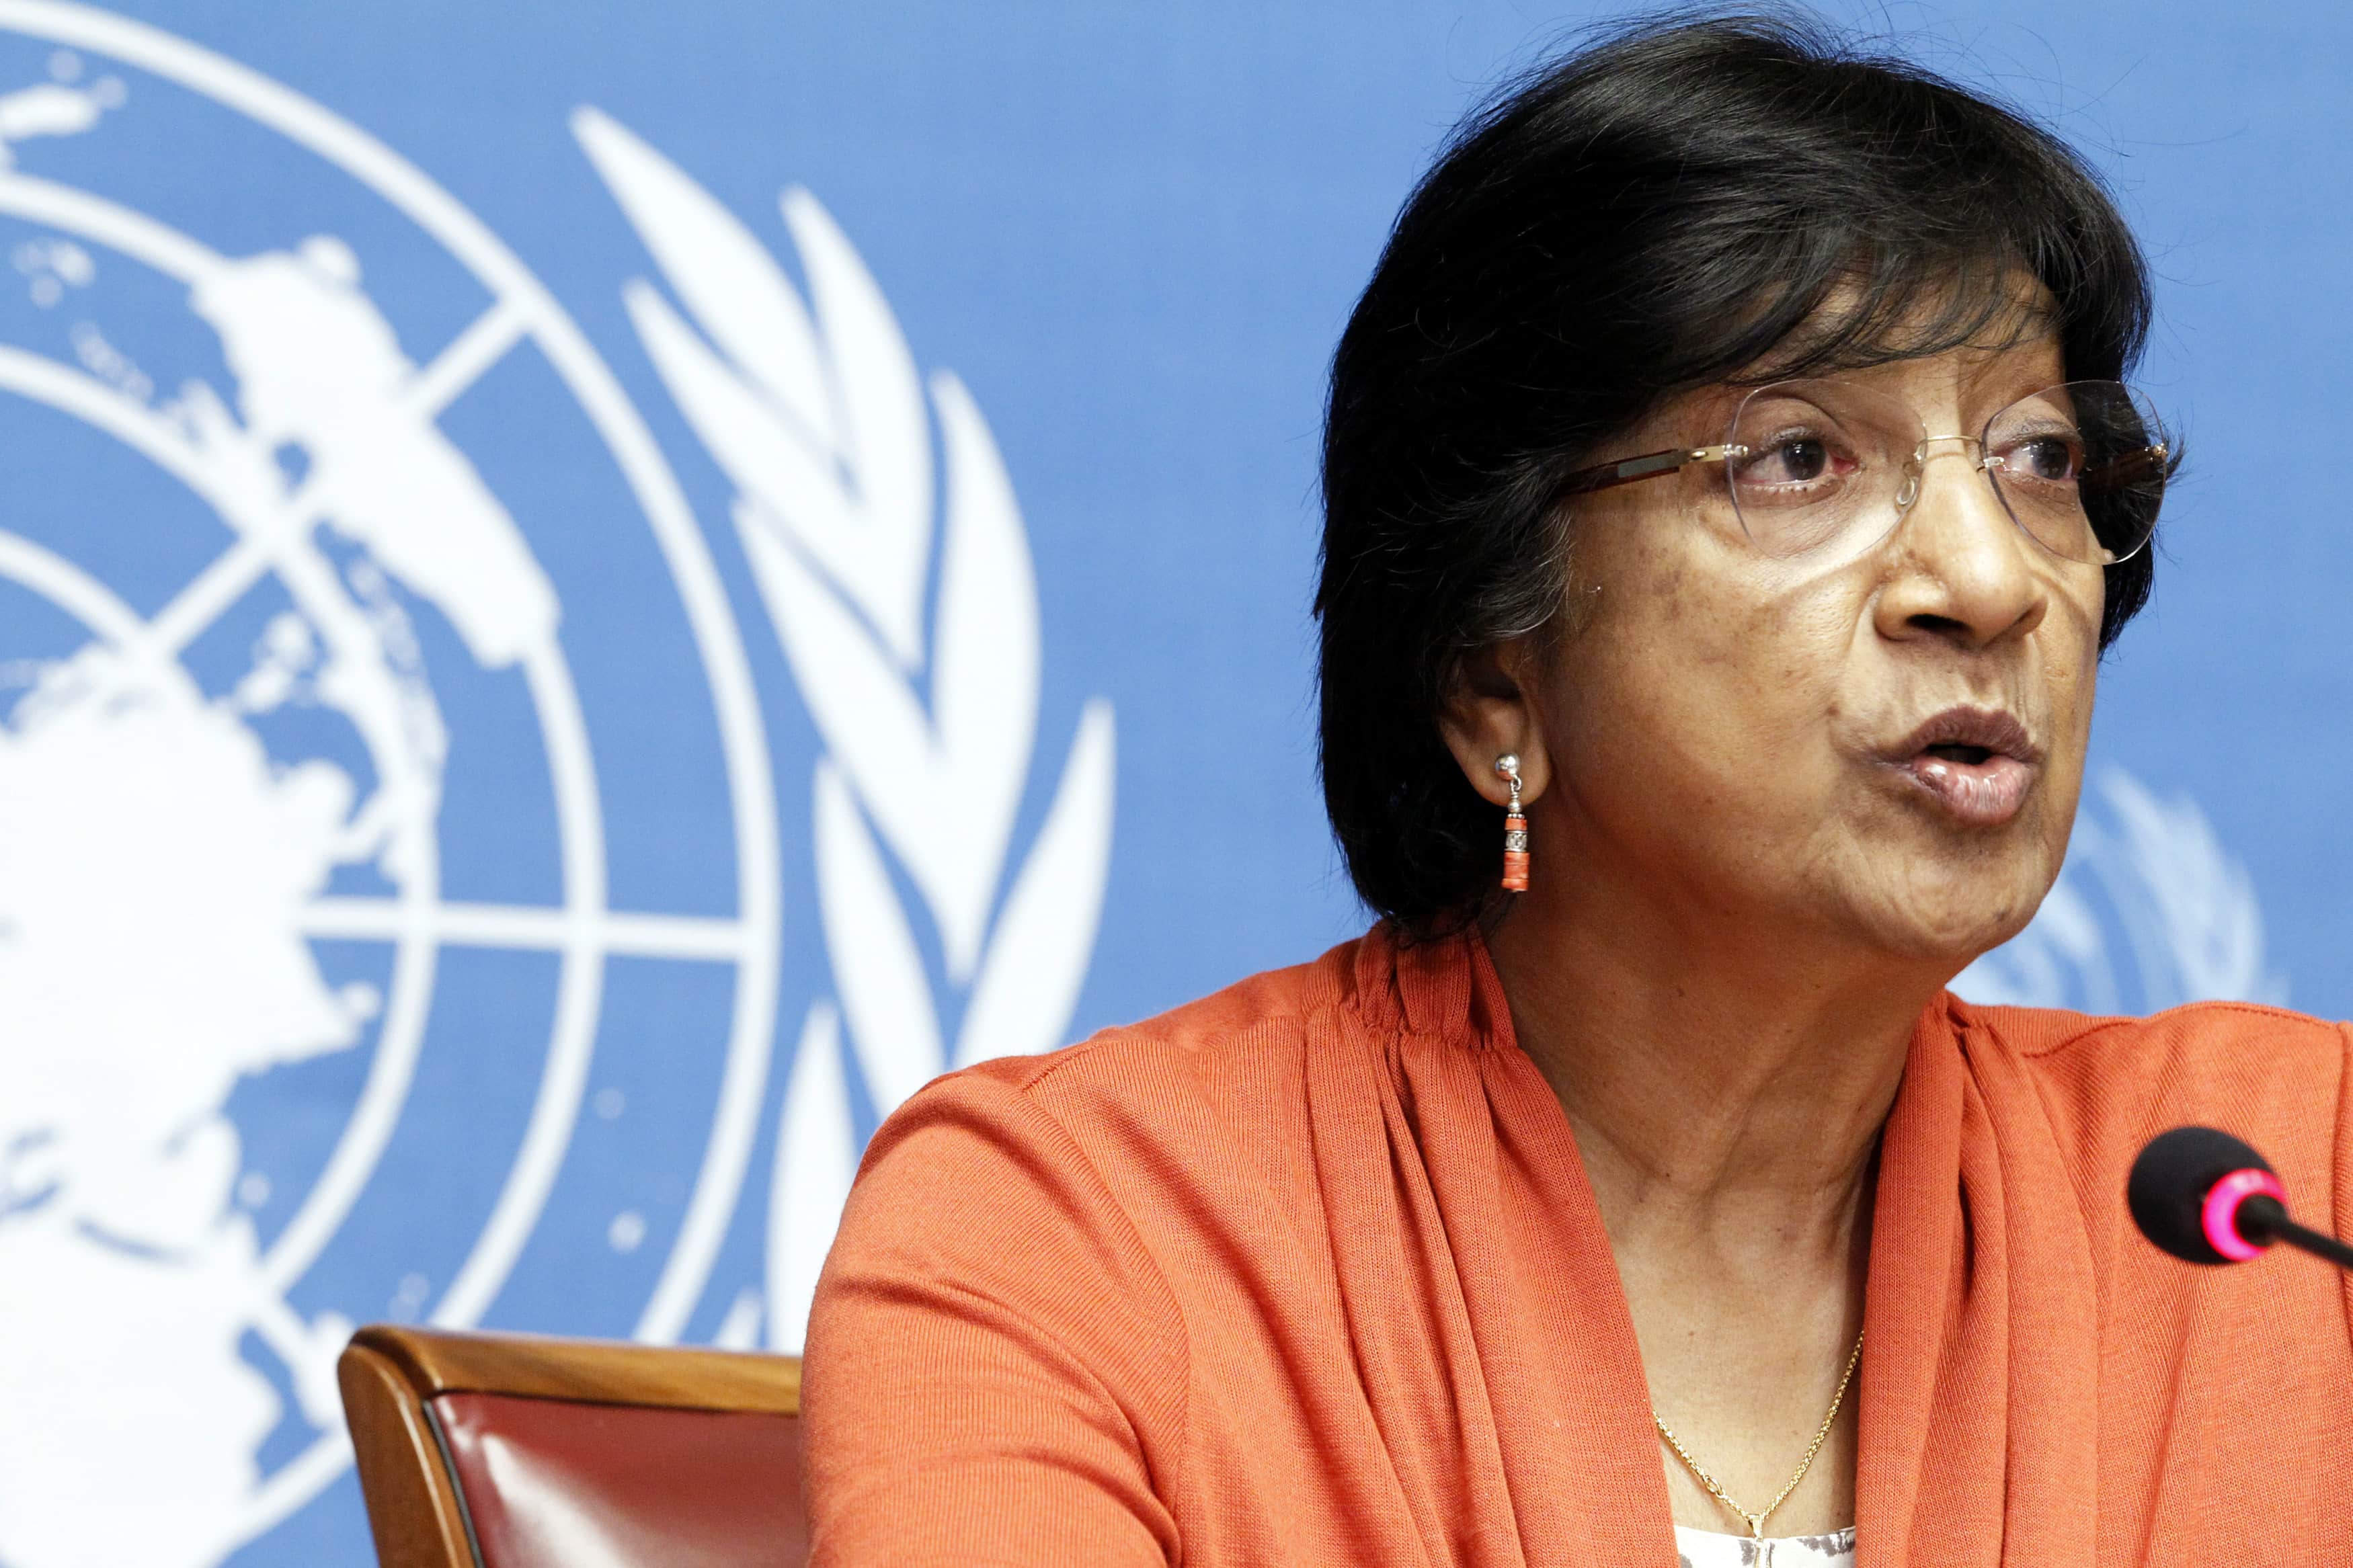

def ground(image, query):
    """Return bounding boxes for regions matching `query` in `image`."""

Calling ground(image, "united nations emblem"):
[0,6,1111,1566]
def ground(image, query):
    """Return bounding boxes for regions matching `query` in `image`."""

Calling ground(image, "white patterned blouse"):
[1673,1526,1856,1567]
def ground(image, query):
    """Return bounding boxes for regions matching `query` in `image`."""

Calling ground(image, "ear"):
[1437,637,1550,807]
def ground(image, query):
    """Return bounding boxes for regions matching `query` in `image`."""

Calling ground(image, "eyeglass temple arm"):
[2080,443,2170,495]
[1556,444,1742,498]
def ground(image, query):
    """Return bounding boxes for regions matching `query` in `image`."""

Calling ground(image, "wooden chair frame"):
[337,1324,803,1568]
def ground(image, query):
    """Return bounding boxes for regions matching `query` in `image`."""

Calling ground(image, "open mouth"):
[1885,708,2040,827]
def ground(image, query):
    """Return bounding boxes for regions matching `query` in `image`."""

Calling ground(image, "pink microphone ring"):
[2202,1167,2287,1262]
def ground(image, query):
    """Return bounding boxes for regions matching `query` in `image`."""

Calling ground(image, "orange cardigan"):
[803,925,2353,1565]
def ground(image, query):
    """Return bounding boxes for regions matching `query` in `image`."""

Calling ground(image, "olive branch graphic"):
[579,110,1116,1351]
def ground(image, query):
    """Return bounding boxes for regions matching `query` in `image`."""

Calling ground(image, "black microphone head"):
[2129,1125,2275,1266]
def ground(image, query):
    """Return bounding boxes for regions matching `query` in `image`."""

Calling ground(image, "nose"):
[1872,438,2048,651]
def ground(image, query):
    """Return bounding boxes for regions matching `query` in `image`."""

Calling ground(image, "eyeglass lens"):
[1721,378,2165,566]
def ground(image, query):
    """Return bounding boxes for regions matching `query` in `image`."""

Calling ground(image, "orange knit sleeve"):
[802,1064,1189,1567]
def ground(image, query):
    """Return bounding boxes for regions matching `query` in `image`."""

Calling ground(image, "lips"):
[1880,705,2042,827]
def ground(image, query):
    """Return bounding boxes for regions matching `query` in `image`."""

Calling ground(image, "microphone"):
[2128,1126,2353,1272]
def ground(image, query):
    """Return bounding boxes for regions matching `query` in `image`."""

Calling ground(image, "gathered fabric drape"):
[805,925,2353,1566]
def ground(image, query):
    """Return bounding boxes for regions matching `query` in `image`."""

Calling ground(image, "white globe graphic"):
[0,6,779,1566]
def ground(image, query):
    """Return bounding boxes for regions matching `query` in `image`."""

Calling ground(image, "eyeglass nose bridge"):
[1892,434,2001,513]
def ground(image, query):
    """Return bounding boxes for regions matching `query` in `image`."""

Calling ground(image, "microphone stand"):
[2239,1196,2353,1272]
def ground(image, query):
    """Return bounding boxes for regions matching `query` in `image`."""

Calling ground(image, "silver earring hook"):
[1494,753,1523,811]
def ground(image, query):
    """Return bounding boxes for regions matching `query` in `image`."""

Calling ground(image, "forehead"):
[1766,271,2063,386]
[1657,277,2067,434]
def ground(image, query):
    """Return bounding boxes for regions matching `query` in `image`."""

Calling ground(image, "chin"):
[1907,909,2036,971]
[1847,845,2059,967]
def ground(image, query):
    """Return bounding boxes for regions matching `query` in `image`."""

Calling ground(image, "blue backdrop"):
[0,3,2341,1564]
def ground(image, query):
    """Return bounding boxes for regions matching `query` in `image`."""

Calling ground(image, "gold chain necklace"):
[1652,1327,1865,1540]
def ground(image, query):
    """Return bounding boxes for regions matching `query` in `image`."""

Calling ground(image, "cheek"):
[2038,581,2106,804]
[1643,542,1854,718]
[1557,541,1859,800]
[2036,572,2105,745]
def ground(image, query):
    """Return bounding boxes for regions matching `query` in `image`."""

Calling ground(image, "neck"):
[1484,860,1940,1264]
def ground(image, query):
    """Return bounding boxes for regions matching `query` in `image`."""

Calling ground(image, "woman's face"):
[1513,324,2104,966]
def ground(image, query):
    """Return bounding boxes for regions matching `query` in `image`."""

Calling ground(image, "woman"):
[803,15,2353,1566]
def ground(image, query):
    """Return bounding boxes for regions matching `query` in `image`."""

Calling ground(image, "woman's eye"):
[2006,434,2082,483]
[1737,436,1846,486]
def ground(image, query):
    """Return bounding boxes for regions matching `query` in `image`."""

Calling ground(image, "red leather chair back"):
[338,1325,805,1568]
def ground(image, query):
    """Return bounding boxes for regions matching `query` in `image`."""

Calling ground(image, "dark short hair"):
[1315,10,2162,934]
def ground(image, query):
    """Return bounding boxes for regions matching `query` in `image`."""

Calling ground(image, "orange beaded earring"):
[1495,753,1529,892]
